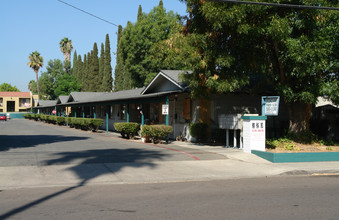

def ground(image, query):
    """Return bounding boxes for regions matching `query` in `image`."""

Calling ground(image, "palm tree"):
[27,51,43,99]
[59,37,73,62]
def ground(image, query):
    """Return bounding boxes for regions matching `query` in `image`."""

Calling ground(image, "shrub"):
[189,123,208,142]
[48,115,57,124]
[140,125,173,143]
[139,125,152,138]
[33,114,40,121]
[65,117,74,127]
[56,116,65,125]
[114,122,140,139]
[23,114,33,119]
[90,118,104,131]
[79,118,90,130]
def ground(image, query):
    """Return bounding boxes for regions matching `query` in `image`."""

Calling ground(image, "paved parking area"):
[0,119,227,167]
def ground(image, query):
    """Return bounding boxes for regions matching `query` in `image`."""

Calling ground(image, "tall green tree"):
[99,42,105,91]
[72,50,78,76]
[116,1,182,89]
[102,34,113,92]
[147,32,200,84]
[87,43,99,91]
[39,59,64,99]
[54,74,81,97]
[27,51,43,99]
[39,59,81,99]
[0,83,20,92]
[114,25,125,91]
[137,5,143,21]
[75,54,83,89]
[82,53,88,91]
[181,0,339,134]
[28,80,37,94]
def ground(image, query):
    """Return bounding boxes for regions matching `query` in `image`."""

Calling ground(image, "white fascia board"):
[141,71,183,95]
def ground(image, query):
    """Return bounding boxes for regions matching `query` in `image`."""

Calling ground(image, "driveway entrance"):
[0,119,227,167]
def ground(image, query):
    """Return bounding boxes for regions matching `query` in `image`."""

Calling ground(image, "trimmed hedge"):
[140,125,173,143]
[67,117,104,131]
[189,123,208,142]
[24,114,103,132]
[114,122,140,139]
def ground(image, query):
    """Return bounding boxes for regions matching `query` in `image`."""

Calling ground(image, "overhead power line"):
[207,0,339,10]
[57,0,119,27]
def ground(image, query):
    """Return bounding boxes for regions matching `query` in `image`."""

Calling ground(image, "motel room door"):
[7,101,15,112]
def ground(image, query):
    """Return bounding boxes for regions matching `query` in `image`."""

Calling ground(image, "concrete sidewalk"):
[1,138,339,190]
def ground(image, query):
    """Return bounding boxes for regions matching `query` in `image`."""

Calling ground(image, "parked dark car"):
[0,113,7,121]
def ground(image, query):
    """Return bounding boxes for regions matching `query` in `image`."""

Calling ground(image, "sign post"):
[163,96,170,143]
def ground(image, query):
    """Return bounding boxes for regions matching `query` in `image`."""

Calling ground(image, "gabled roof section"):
[67,92,106,103]
[37,100,57,107]
[56,96,69,104]
[141,70,190,95]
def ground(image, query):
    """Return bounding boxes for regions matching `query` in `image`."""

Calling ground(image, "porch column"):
[66,107,69,126]
[93,106,96,118]
[141,105,144,125]
[126,104,130,122]
[82,106,85,118]
[106,105,109,133]
[166,96,169,144]
[166,96,169,126]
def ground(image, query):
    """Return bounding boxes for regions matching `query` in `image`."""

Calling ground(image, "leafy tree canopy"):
[181,0,339,133]
[39,59,81,100]
[117,1,185,89]
[0,83,20,92]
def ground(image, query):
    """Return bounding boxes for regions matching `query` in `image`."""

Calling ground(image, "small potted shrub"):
[139,125,152,143]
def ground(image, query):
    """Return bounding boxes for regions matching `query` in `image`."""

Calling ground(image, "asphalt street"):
[0,176,338,220]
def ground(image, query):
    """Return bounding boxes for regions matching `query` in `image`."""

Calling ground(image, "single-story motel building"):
[30,70,338,144]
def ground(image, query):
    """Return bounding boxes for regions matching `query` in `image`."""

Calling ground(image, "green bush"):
[114,122,140,139]
[46,115,53,123]
[189,123,208,142]
[33,114,40,121]
[90,118,104,131]
[23,114,33,119]
[64,117,103,131]
[56,116,65,125]
[140,125,173,143]
[80,118,91,130]
[139,125,152,138]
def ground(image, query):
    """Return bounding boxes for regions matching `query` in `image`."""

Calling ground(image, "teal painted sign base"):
[252,150,339,163]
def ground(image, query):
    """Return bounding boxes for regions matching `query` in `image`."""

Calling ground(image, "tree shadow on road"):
[0,147,167,219]
[0,135,89,151]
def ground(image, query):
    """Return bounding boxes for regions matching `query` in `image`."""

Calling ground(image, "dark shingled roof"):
[57,96,69,104]
[68,92,107,103]
[159,70,190,85]
[37,100,57,107]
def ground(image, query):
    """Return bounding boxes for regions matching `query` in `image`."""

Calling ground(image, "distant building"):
[0,92,38,113]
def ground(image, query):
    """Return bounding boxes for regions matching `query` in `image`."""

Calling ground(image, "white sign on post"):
[162,104,169,115]
[242,116,267,153]
[262,96,280,116]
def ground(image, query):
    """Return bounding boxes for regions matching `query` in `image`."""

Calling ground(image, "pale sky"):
[0,0,187,91]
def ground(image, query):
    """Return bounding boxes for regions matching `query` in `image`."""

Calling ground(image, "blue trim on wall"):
[242,116,267,120]
[252,150,339,163]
